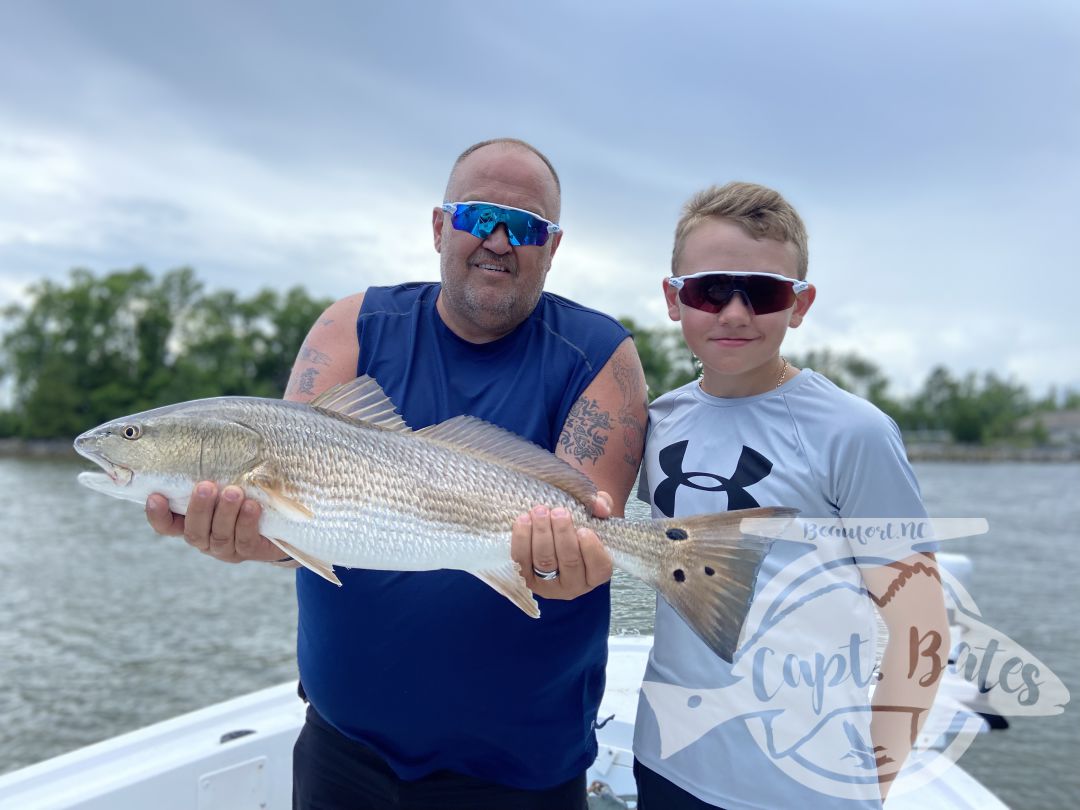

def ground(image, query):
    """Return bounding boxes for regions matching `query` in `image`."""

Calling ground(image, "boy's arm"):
[861,552,948,801]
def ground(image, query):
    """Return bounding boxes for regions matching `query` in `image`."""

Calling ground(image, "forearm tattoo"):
[559,398,611,465]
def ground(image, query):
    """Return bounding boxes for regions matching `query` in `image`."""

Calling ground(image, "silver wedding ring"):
[532,566,559,581]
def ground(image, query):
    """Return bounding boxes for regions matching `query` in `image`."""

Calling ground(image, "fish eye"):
[122,424,142,440]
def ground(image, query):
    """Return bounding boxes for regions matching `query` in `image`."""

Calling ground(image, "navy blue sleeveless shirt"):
[295,282,631,789]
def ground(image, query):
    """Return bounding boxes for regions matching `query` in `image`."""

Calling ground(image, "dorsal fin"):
[418,415,597,512]
[309,376,408,431]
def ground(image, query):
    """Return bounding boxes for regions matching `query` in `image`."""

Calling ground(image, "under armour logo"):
[653,441,773,517]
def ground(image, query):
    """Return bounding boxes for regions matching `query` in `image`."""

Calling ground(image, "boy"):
[632,182,948,809]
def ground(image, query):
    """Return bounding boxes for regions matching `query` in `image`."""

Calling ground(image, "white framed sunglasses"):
[668,271,809,315]
[440,200,561,246]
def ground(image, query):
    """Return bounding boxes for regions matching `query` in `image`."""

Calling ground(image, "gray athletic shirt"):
[634,369,929,810]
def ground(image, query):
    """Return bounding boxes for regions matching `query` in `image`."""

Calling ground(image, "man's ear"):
[663,278,682,322]
[788,283,816,328]
[546,230,563,261]
[432,207,445,253]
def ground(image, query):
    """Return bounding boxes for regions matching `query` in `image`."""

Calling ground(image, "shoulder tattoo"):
[612,351,647,469]
[299,346,332,366]
[559,398,611,465]
[295,367,320,395]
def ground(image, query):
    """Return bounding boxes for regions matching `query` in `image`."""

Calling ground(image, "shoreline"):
[904,443,1080,463]
[0,439,79,459]
[2,437,1078,463]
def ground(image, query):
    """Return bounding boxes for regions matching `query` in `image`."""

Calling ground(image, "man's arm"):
[144,293,365,563]
[861,552,948,801]
[510,337,648,599]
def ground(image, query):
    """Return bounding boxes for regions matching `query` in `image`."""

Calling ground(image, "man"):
[145,138,648,809]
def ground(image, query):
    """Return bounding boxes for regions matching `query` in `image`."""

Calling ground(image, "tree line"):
[0,267,330,438]
[1,268,1075,444]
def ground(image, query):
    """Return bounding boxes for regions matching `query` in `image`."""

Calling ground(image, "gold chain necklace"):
[776,356,789,388]
[697,356,790,393]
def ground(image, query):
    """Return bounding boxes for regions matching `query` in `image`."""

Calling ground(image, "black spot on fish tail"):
[666,528,688,540]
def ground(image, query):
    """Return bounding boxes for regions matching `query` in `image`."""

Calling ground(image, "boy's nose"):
[716,291,754,321]
[482,223,513,255]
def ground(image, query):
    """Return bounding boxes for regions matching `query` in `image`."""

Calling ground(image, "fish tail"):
[647,507,797,662]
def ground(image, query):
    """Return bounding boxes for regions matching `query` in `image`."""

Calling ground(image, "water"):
[0,458,1076,807]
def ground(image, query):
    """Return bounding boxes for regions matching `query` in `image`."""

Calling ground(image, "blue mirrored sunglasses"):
[440,201,561,247]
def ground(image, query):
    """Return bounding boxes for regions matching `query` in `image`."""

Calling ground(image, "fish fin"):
[472,562,541,618]
[418,416,597,511]
[268,537,342,587]
[648,507,798,662]
[245,469,315,521]
[309,375,409,432]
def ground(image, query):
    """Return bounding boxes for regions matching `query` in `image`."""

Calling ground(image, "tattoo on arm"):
[296,367,320,395]
[299,346,332,366]
[559,398,611,465]
[612,352,647,468]
[287,341,333,396]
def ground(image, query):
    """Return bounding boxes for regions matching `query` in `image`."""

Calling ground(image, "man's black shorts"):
[293,706,587,810]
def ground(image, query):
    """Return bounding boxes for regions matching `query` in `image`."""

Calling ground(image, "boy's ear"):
[663,278,681,322]
[788,283,816,328]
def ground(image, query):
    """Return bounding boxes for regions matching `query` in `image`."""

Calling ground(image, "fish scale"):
[74,375,794,662]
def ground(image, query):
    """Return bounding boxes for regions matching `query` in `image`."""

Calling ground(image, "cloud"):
[0,0,1077,396]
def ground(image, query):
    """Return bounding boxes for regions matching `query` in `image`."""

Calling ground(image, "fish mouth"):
[77,462,134,488]
[73,435,134,486]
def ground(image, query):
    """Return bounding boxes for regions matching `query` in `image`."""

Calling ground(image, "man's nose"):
[482,223,513,254]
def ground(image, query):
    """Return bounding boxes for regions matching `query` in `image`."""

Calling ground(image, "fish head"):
[74,399,263,505]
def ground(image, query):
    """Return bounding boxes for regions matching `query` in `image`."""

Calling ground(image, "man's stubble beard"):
[439,253,550,338]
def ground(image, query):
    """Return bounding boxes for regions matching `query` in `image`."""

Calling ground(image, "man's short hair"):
[672,182,809,279]
[445,138,561,219]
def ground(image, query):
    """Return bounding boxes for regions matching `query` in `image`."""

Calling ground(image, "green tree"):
[786,349,905,423]
[905,367,1034,444]
[620,318,697,400]
[1,267,201,435]
[0,267,331,439]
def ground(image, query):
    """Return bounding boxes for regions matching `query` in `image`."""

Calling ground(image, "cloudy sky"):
[1,0,1077,397]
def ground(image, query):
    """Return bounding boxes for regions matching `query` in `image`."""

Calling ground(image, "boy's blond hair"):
[672,182,809,279]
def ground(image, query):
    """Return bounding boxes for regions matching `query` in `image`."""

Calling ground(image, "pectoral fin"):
[268,537,341,587]
[471,562,540,618]
[244,468,314,521]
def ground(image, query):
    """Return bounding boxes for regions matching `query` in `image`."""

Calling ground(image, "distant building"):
[1017,410,1080,447]
[902,429,952,445]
